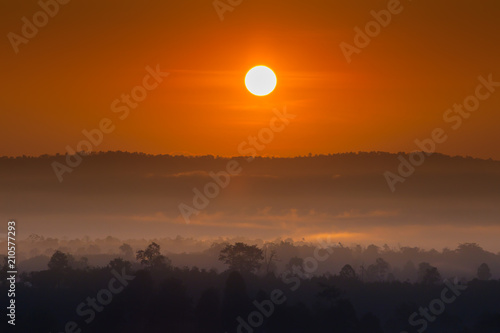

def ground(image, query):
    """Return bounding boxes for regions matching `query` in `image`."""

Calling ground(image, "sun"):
[245,66,277,96]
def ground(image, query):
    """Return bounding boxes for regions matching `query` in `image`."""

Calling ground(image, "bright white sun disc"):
[245,66,277,96]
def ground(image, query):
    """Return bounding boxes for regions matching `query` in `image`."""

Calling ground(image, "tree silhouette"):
[477,263,492,280]
[262,242,279,274]
[136,242,171,271]
[70,256,89,271]
[286,256,307,278]
[457,242,484,254]
[119,243,133,259]
[318,283,341,305]
[417,262,441,284]
[366,258,390,281]
[108,258,132,272]
[339,264,357,280]
[218,242,263,273]
[47,250,71,272]
[402,260,417,282]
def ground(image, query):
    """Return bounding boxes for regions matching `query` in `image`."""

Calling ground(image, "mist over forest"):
[2,234,500,281]
[1,151,500,251]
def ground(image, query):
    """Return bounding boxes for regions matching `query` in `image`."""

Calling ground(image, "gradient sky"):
[1,0,500,158]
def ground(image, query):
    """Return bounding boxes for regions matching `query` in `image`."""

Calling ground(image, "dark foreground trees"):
[3,258,500,333]
[4,242,500,333]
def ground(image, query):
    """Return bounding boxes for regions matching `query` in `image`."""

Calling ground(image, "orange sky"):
[1,0,500,159]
